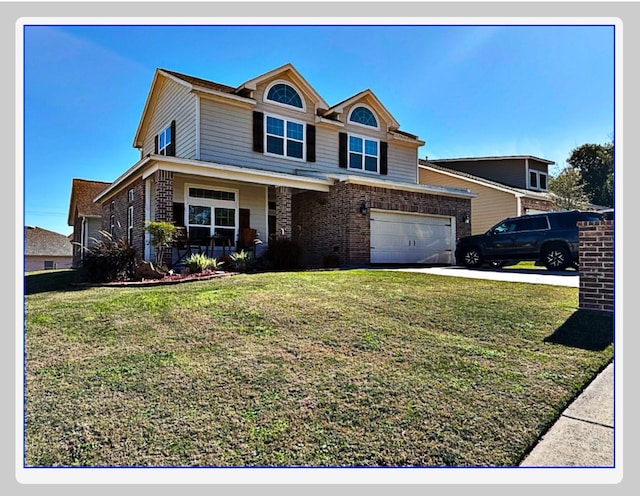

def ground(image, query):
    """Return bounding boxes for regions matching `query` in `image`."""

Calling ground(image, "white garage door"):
[370,210,455,264]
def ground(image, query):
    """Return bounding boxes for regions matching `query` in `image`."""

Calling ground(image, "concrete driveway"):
[383,266,579,288]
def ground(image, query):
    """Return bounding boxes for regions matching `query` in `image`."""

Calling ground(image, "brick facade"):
[275,186,293,239]
[521,197,554,214]
[101,177,146,260]
[578,220,614,313]
[292,182,472,268]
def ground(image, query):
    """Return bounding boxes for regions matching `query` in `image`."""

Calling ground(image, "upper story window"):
[158,125,173,155]
[265,81,304,110]
[265,115,305,160]
[529,170,548,191]
[349,106,378,128]
[128,188,134,202]
[349,134,379,173]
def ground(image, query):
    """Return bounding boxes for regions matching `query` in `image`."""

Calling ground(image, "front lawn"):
[23,269,613,467]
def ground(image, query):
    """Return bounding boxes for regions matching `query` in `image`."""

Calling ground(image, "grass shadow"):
[544,310,614,351]
[24,270,87,295]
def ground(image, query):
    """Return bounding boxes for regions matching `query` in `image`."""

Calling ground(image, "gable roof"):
[419,160,552,200]
[25,226,73,257]
[133,64,422,149]
[67,178,111,226]
[324,89,400,131]
[236,63,330,109]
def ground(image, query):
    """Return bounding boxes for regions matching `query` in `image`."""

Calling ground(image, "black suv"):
[455,210,604,270]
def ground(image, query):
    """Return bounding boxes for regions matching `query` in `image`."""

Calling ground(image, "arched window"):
[266,83,303,109]
[349,106,378,128]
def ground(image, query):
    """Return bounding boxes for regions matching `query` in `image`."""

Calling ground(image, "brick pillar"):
[275,186,292,239]
[578,220,614,313]
[153,170,174,266]
[154,170,174,223]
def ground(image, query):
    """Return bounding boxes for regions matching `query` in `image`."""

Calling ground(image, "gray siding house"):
[92,64,475,268]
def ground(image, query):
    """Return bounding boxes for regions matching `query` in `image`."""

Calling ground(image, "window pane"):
[539,174,548,190]
[349,136,363,153]
[287,140,303,158]
[215,208,235,227]
[349,153,362,169]
[213,228,235,246]
[159,132,166,149]
[365,140,378,156]
[266,116,284,136]
[287,121,304,141]
[189,205,211,225]
[267,136,284,155]
[530,171,538,188]
[364,156,378,172]
[350,106,378,127]
[267,83,303,108]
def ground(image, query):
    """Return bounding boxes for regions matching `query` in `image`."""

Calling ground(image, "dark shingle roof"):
[25,226,73,257]
[160,69,237,94]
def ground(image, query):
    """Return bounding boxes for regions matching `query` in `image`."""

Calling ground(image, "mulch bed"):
[72,270,238,288]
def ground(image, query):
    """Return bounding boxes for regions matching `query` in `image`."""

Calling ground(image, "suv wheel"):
[542,245,570,271]
[460,247,483,268]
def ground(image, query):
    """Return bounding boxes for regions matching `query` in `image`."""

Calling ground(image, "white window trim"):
[264,113,306,162]
[184,184,240,245]
[347,133,380,174]
[158,123,173,156]
[347,103,380,130]
[127,206,134,245]
[528,169,548,191]
[263,79,306,112]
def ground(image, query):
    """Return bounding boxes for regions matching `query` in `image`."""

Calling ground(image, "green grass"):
[24,269,613,467]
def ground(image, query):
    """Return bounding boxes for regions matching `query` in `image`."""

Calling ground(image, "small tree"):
[549,167,590,210]
[566,142,614,207]
[144,221,177,268]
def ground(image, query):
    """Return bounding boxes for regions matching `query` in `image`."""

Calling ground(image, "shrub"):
[184,253,223,274]
[80,230,137,282]
[230,250,255,272]
[265,238,303,271]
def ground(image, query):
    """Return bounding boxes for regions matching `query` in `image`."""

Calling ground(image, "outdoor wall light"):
[464,213,470,224]
[359,201,368,215]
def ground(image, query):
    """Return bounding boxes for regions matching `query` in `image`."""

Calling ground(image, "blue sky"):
[21,22,615,236]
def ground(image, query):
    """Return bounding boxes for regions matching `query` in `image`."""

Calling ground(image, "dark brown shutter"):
[306,124,316,162]
[339,132,347,168]
[168,120,176,156]
[380,141,388,175]
[253,111,264,153]
[154,135,159,154]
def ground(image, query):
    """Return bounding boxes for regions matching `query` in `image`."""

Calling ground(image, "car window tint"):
[517,216,549,231]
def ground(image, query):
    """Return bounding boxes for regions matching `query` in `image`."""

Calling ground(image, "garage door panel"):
[370,210,454,264]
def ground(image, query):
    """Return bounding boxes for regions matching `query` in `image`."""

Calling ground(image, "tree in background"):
[549,167,590,210]
[566,142,614,207]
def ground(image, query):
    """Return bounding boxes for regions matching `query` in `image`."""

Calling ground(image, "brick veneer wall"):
[101,177,146,260]
[578,220,614,313]
[292,182,472,268]
[521,197,554,214]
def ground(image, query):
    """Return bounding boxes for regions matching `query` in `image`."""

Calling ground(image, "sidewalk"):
[519,361,615,467]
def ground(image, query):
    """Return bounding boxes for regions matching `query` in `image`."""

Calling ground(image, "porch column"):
[275,186,292,239]
[153,170,174,267]
[154,170,174,223]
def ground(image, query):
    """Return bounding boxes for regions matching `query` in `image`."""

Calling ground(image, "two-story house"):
[418,155,555,236]
[91,63,475,268]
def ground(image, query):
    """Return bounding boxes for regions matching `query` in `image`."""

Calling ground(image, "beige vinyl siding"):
[419,168,518,235]
[199,94,420,184]
[142,78,197,159]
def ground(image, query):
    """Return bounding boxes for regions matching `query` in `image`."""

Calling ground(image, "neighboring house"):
[418,156,555,235]
[67,178,111,267]
[89,63,475,268]
[24,226,73,272]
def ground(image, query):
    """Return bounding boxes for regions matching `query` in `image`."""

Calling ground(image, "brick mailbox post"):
[578,220,614,313]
